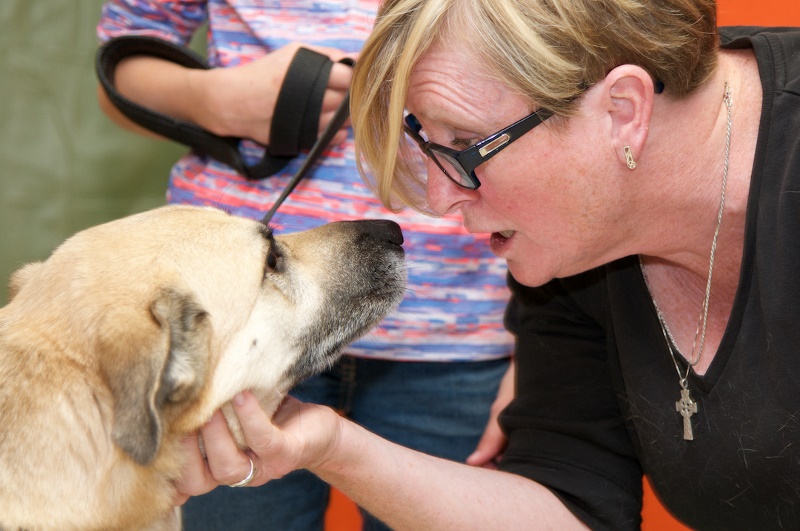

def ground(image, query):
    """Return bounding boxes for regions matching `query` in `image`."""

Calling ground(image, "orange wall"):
[717,0,800,26]
[326,2,800,530]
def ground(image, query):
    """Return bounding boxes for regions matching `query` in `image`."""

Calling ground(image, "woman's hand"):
[174,391,342,504]
[466,358,515,469]
[193,42,354,144]
[106,42,353,146]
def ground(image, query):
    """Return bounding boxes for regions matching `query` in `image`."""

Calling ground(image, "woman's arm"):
[467,357,515,468]
[96,56,200,139]
[177,391,586,531]
[96,42,354,144]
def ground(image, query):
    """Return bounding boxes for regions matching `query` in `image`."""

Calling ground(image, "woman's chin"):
[504,252,560,288]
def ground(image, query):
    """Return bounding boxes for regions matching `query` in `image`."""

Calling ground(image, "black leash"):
[96,37,355,224]
[261,56,354,225]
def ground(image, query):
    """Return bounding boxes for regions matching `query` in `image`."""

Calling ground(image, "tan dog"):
[0,205,406,530]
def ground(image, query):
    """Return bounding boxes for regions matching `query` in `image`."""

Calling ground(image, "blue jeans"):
[182,355,510,530]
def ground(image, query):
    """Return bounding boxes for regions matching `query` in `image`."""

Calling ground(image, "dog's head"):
[6,205,405,466]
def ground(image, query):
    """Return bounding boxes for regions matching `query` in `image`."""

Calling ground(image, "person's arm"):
[96,56,199,140]
[176,274,643,529]
[466,357,514,468]
[497,273,644,529]
[178,392,587,531]
[96,42,354,145]
[96,1,349,144]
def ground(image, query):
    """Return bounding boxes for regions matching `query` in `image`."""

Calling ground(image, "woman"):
[177,1,800,529]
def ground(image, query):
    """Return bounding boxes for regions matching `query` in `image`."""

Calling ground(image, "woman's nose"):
[425,159,477,216]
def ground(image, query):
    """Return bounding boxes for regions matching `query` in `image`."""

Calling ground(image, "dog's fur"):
[0,205,405,530]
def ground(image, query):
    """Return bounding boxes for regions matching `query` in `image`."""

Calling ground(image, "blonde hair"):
[351,0,719,212]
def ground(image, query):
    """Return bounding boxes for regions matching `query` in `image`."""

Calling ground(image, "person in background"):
[172,0,800,529]
[96,1,513,530]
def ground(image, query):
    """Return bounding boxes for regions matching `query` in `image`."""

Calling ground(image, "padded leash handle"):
[260,56,355,225]
[97,36,250,176]
[96,36,350,181]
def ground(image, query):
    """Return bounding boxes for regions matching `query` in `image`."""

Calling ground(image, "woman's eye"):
[451,137,477,149]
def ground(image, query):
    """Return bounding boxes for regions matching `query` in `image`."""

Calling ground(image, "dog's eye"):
[266,248,283,272]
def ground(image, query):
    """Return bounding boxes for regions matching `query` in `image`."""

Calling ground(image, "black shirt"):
[499,26,800,530]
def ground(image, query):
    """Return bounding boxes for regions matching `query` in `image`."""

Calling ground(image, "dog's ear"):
[100,288,211,466]
[7,262,42,302]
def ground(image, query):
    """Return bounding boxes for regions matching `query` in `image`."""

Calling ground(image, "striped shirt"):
[98,0,513,361]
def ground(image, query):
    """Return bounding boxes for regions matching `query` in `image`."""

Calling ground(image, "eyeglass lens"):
[429,150,474,188]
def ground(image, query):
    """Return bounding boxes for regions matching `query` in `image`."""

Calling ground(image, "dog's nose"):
[351,219,404,246]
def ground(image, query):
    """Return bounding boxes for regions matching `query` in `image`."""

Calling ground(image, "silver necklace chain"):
[640,82,733,440]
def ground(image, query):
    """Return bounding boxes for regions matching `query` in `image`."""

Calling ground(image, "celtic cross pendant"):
[675,380,698,441]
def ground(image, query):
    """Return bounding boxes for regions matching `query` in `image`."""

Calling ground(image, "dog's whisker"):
[213,183,238,212]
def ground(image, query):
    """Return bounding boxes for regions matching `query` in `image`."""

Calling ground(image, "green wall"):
[0,1,190,303]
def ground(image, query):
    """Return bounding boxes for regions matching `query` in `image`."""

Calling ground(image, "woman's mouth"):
[489,230,515,255]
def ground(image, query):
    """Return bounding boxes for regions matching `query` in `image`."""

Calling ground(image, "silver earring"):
[624,146,636,169]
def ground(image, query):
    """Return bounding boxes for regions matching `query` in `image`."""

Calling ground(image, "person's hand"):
[193,42,354,144]
[466,358,515,469]
[173,391,342,504]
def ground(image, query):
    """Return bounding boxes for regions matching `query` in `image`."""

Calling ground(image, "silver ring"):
[228,456,255,488]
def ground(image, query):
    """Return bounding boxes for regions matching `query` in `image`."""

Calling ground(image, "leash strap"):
[96,36,350,181]
[260,57,354,225]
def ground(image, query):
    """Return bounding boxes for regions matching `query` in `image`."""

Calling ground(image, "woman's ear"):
[602,65,655,169]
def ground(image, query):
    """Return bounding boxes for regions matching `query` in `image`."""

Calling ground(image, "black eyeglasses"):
[403,108,553,190]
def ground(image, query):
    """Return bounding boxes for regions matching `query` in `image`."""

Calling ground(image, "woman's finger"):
[327,62,354,90]
[231,391,311,480]
[173,433,218,504]
[199,409,258,487]
[465,420,505,469]
[230,391,280,455]
[320,89,348,115]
